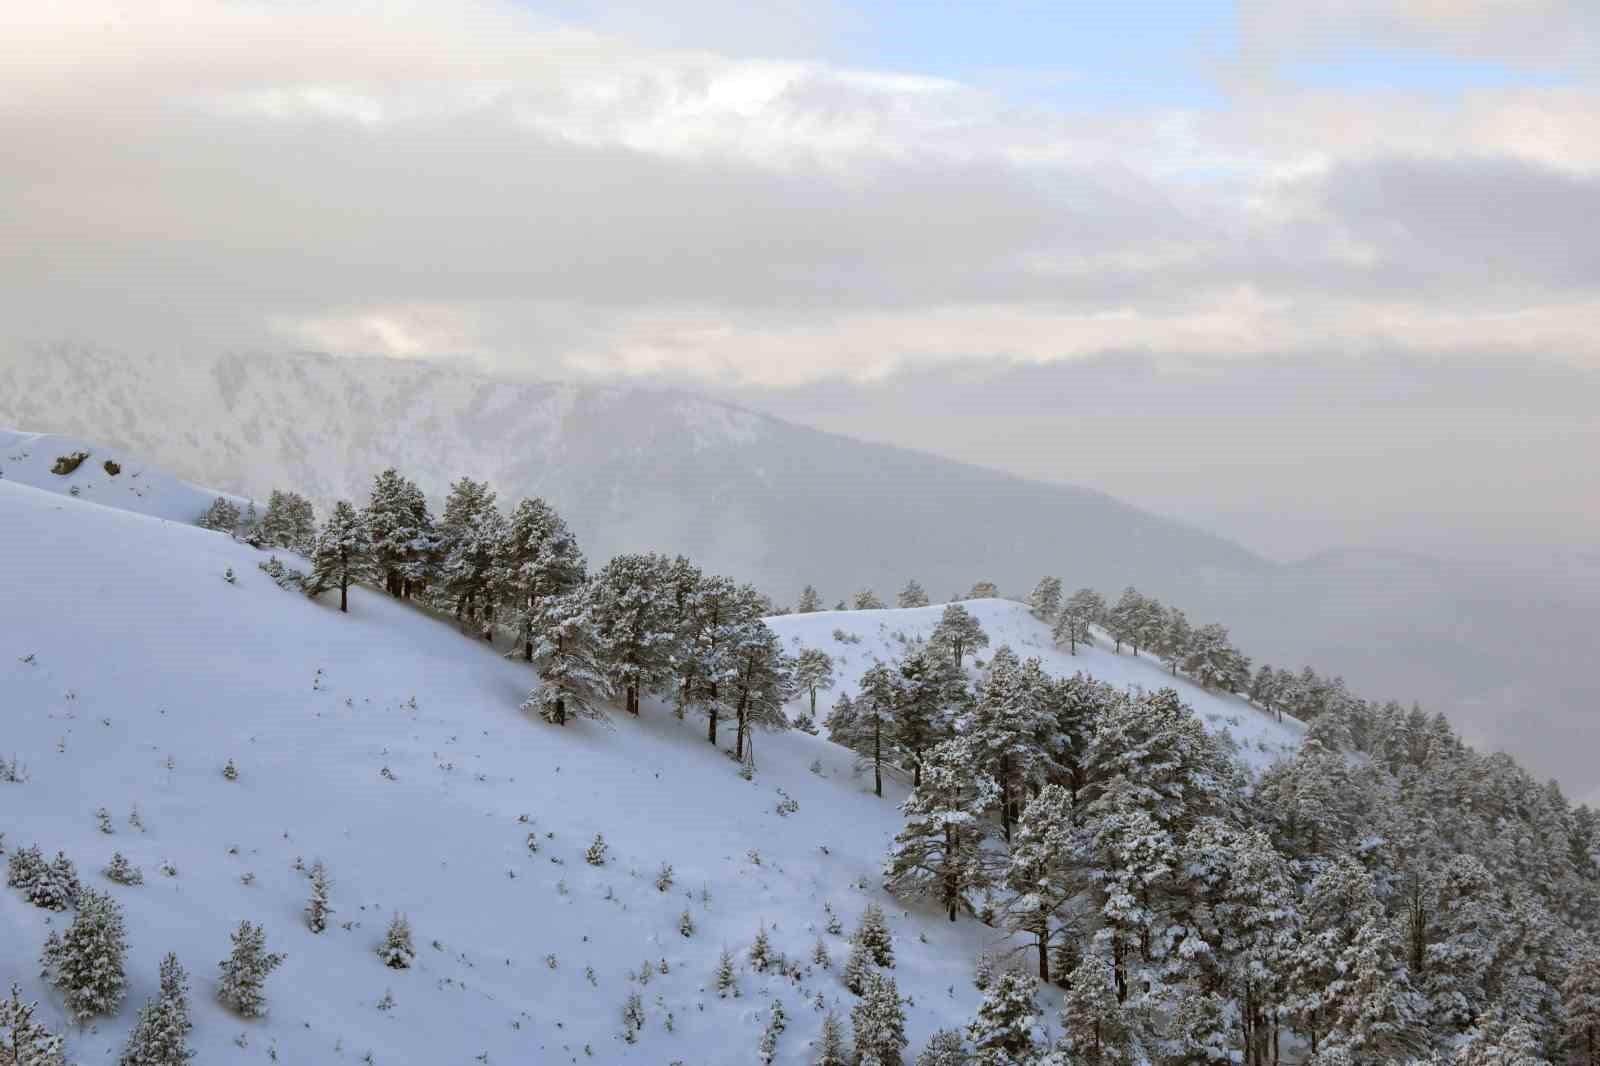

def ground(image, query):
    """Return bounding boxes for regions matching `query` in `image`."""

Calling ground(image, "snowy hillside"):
[0,429,242,525]
[765,601,1303,776]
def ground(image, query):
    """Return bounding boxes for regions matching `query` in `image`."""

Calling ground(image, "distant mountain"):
[4,342,1595,801]
[0,344,1267,603]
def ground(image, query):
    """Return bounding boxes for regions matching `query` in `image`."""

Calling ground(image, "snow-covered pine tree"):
[119,952,193,1066]
[1167,989,1233,1066]
[726,618,794,763]
[499,496,586,663]
[750,924,774,971]
[851,972,908,1066]
[930,604,988,672]
[0,982,66,1066]
[1105,587,1145,654]
[1059,952,1135,1065]
[816,1010,849,1066]
[965,652,1050,843]
[897,580,929,609]
[714,947,738,998]
[585,834,608,865]
[915,1029,967,1066]
[884,737,997,922]
[893,647,966,787]
[796,585,823,613]
[812,936,831,969]
[854,589,887,610]
[198,496,240,533]
[436,477,504,624]
[847,663,901,797]
[1000,784,1081,981]
[305,500,372,613]
[825,692,858,746]
[587,552,676,715]
[793,648,836,723]
[217,921,284,1018]
[1565,942,1600,1066]
[305,860,332,933]
[28,852,80,911]
[6,844,45,893]
[363,468,438,600]
[674,576,765,745]
[1028,577,1062,621]
[854,902,895,969]
[968,970,1039,1065]
[967,581,999,600]
[43,887,128,1022]
[842,937,875,996]
[1155,606,1192,675]
[1054,588,1104,656]
[758,999,787,1064]
[519,585,609,726]
[379,902,416,960]
[261,489,317,552]
[105,852,144,885]
[1183,622,1251,692]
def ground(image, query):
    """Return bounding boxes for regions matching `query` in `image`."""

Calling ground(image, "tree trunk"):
[707,705,718,745]
[627,684,639,715]
[554,696,566,726]
[945,824,958,921]
[1036,920,1049,983]
[999,755,1013,842]
[339,575,349,613]
[810,688,818,718]
[873,721,882,797]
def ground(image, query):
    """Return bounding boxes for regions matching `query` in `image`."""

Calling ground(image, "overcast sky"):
[3,0,1597,558]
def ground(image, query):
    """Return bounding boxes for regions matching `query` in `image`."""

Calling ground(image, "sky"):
[2,0,1598,558]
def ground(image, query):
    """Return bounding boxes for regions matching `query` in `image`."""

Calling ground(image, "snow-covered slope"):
[765,601,1303,775]
[0,429,241,525]
[1,475,1006,1065]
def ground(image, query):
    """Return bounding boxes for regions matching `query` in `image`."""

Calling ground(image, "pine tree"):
[842,938,875,996]
[105,852,144,886]
[0,982,66,1066]
[6,845,45,894]
[261,490,317,552]
[968,971,1039,1065]
[825,692,858,745]
[750,924,774,972]
[727,619,794,763]
[715,947,738,998]
[198,496,240,533]
[1054,588,1104,655]
[854,903,894,968]
[519,585,609,726]
[363,468,438,600]
[930,604,988,672]
[793,648,836,722]
[679,909,696,938]
[1565,942,1600,1066]
[812,936,832,969]
[966,652,1050,843]
[897,580,930,609]
[217,921,284,1018]
[893,647,965,786]
[854,589,887,610]
[436,477,503,623]
[797,585,823,613]
[1167,989,1233,1066]
[816,1010,849,1066]
[305,500,371,613]
[1001,784,1080,981]
[884,737,997,921]
[305,860,332,933]
[915,1029,967,1066]
[119,953,193,1066]
[1028,577,1062,621]
[43,887,128,1022]
[585,834,608,865]
[1059,952,1134,1065]
[26,851,80,911]
[851,972,908,1066]
[759,999,787,1065]
[587,552,676,715]
[967,581,999,600]
[1156,606,1192,675]
[500,497,586,663]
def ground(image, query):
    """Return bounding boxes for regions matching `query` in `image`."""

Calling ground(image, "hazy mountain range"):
[3,343,1594,802]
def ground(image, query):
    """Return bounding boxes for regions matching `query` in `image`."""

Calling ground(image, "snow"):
[0,443,1300,1064]
[0,429,247,525]
[0,474,991,1065]
[765,601,1304,775]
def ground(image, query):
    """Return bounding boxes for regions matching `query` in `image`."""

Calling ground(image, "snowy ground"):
[766,602,1303,776]
[0,442,1301,1065]
[0,429,246,524]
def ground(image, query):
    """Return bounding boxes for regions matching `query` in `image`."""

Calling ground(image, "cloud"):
[2,0,1599,384]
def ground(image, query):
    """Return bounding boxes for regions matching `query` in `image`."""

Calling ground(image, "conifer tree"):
[43,887,128,1022]
[217,921,284,1018]
[897,580,930,609]
[750,924,774,972]
[379,913,415,969]
[842,938,875,996]
[825,692,858,746]
[966,652,1049,842]
[893,647,965,786]
[715,948,738,998]
[930,604,988,672]
[198,496,240,533]
[1055,588,1104,656]
[793,648,836,722]
[968,971,1039,1065]
[854,589,887,610]
[884,737,997,921]
[816,1010,849,1066]
[500,497,586,663]
[119,953,193,1066]
[1028,576,1062,621]
[727,619,794,762]
[305,860,332,933]
[797,585,823,613]
[1001,784,1080,981]
[520,585,609,725]
[1157,607,1192,675]
[305,500,371,613]
[847,664,901,797]
[1565,942,1600,1066]
[967,582,999,600]
[587,552,676,714]
[261,490,317,552]
[758,999,787,1065]
[851,972,908,1066]
[436,477,504,623]
[854,903,895,968]
[0,982,66,1066]
[363,468,437,600]
[915,1029,967,1066]
[1059,952,1135,1065]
